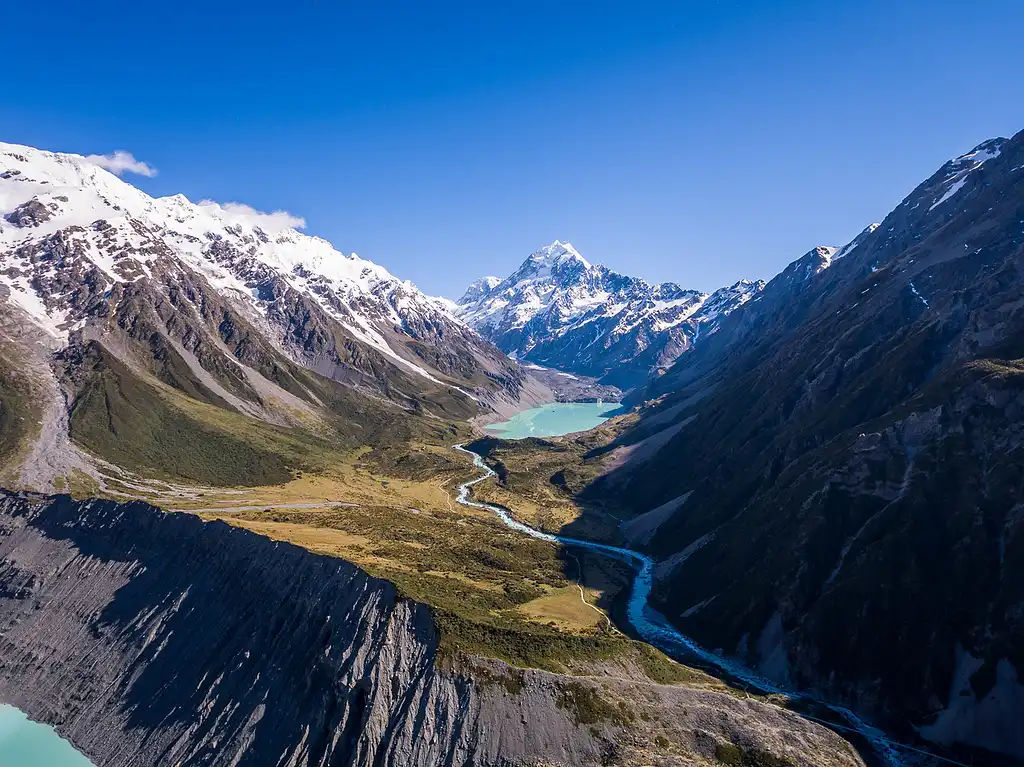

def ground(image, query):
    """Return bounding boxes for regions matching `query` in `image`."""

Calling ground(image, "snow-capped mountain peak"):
[455,241,764,388]
[529,239,589,267]
[506,240,592,284]
[926,138,1006,212]
[690,278,764,332]
[459,276,501,305]
[951,138,1005,168]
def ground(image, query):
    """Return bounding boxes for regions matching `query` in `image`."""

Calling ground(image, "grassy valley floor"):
[191,449,698,680]
[55,436,700,685]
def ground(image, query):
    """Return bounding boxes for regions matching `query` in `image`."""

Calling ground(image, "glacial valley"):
[1,125,1023,767]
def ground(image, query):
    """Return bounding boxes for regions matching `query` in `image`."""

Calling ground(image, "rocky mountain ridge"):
[0,141,551,489]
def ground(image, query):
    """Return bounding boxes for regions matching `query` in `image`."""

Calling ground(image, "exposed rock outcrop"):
[3,198,53,227]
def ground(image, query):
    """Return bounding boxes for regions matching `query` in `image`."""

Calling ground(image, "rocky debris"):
[0,492,862,767]
[0,301,100,493]
[518,364,622,404]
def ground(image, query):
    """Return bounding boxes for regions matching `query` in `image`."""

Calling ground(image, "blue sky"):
[4,0,1023,296]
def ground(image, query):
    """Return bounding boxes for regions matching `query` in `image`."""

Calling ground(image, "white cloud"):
[198,200,306,231]
[83,150,158,177]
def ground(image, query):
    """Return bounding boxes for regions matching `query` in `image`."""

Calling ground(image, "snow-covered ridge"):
[513,239,591,274]
[833,223,880,261]
[1,141,420,303]
[0,142,473,384]
[928,138,1005,212]
[458,239,765,343]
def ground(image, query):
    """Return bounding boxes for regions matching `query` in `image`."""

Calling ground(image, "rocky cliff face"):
[0,492,863,767]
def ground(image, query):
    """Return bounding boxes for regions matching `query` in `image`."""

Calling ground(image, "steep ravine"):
[0,491,862,766]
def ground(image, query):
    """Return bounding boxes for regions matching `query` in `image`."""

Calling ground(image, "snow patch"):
[918,645,1024,758]
[909,281,930,308]
[929,176,969,211]
[929,139,1003,212]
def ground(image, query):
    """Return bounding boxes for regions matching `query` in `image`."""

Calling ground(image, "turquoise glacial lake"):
[485,402,621,439]
[0,705,93,766]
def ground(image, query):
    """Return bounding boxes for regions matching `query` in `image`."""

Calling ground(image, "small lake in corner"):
[0,705,94,766]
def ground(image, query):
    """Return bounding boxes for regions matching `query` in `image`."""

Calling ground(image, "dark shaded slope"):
[584,133,1024,758]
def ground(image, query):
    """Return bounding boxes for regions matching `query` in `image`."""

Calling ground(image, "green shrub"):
[715,742,793,767]
[555,681,628,726]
